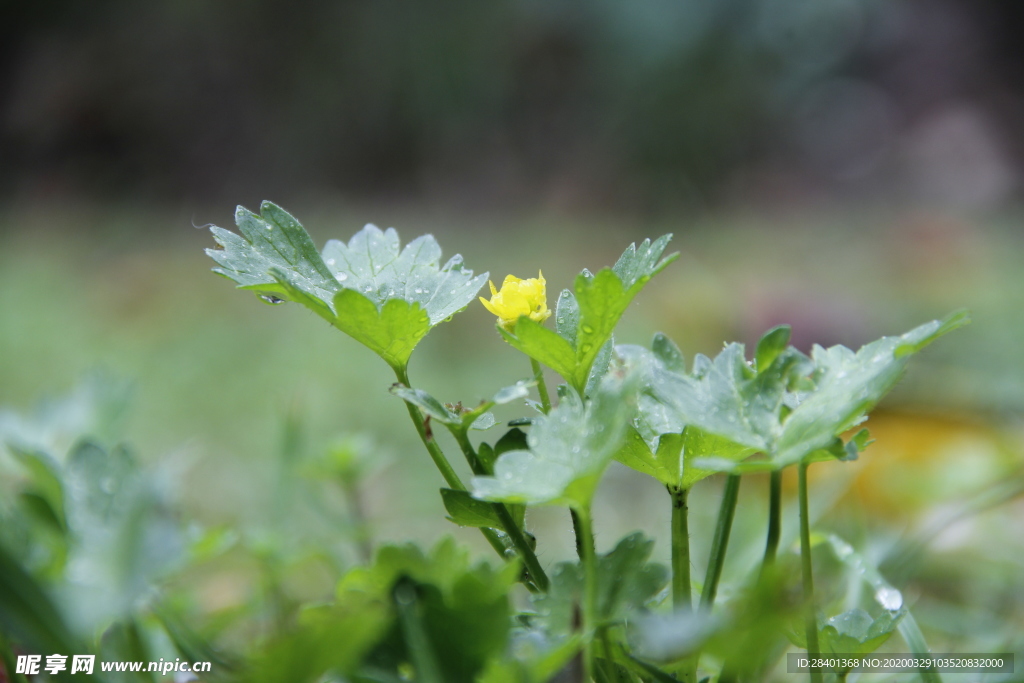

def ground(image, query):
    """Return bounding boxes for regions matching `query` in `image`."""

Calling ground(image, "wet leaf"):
[471,374,635,509]
[500,236,676,394]
[208,202,487,369]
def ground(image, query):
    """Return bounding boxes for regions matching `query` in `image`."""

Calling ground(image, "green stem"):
[798,462,823,683]
[394,366,464,490]
[669,486,692,612]
[575,507,599,683]
[761,469,782,578]
[530,357,552,414]
[393,579,444,683]
[393,365,509,562]
[451,429,550,592]
[670,486,697,683]
[898,612,944,683]
[700,474,741,611]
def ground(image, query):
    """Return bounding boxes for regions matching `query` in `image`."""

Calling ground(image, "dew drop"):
[326,258,336,265]
[364,285,373,293]
[414,288,424,294]
[335,273,348,282]
[874,586,903,610]
[582,325,595,334]
[259,294,285,305]
[581,343,593,353]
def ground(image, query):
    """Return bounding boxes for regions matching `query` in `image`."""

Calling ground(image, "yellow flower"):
[479,271,551,331]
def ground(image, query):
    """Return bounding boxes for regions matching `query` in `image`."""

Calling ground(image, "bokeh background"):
[2,0,1023,674]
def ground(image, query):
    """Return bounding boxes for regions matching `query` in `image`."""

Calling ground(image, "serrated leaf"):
[501,236,676,394]
[773,312,969,467]
[207,202,487,369]
[613,342,757,489]
[471,375,635,509]
[648,314,967,469]
[534,533,668,635]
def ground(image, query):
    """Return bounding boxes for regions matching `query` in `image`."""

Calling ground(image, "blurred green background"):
[2,0,1024,672]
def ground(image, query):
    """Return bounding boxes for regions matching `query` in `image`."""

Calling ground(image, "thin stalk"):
[798,462,823,683]
[393,365,509,562]
[898,612,943,683]
[669,486,692,612]
[394,366,464,490]
[761,469,782,578]
[670,486,697,683]
[700,474,741,611]
[452,429,550,592]
[393,580,444,683]
[575,507,599,683]
[530,357,552,414]
[340,474,373,564]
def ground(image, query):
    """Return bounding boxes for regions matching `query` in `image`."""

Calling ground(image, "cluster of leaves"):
[199,203,972,682]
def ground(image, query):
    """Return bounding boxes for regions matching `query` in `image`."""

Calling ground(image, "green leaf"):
[246,596,390,683]
[8,445,66,532]
[647,314,968,469]
[390,380,533,431]
[441,489,503,529]
[754,325,791,371]
[773,312,969,467]
[337,538,518,682]
[818,608,903,656]
[208,202,487,369]
[534,533,668,635]
[61,440,183,632]
[555,289,580,347]
[0,542,79,659]
[389,386,460,425]
[502,237,676,394]
[613,342,757,489]
[471,374,635,509]
[500,318,577,380]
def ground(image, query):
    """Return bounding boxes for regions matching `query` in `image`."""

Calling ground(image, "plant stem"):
[798,461,823,683]
[670,486,698,683]
[394,366,465,490]
[761,469,782,578]
[451,429,550,592]
[530,357,552,414]
[393,365,509,562]
[393,579,444,683]
[669,486,692,612]
[898,612,944,683]
[700,474,741,611]
[575,506,599,683]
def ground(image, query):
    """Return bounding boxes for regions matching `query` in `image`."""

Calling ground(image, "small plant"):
[206,202,968,682]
